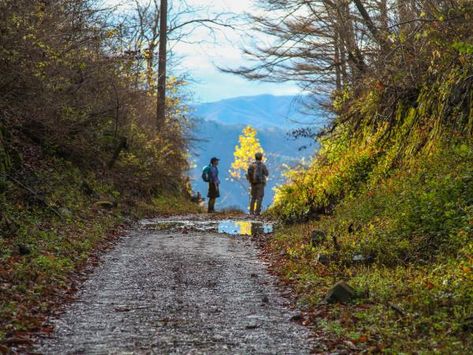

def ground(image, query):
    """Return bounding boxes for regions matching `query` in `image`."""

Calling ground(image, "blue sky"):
[106,0,300,103]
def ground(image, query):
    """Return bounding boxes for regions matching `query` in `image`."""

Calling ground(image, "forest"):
[1,0,472,353]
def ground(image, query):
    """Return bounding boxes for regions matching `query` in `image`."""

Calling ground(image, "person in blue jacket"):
[207,157,220,213]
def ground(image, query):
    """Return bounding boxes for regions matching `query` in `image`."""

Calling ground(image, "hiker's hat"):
[210,157,220,163]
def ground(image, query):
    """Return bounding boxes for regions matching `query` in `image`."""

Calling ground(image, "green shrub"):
[268,143,473,351]
[325,143,473,264]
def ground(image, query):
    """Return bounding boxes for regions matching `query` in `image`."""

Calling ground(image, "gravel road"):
[35,218,314,354]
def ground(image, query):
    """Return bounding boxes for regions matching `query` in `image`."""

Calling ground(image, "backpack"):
[201,165,211,182]
[250,162,264,184]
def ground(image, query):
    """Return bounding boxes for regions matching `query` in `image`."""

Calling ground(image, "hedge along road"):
[35,216,314,354]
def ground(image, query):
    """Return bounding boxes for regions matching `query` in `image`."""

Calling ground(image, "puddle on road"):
[218,220,273,236]
[140,219,274,236]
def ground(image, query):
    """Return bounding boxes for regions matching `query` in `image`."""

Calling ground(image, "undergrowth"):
[0,157,201,346]
[268,144,473,352]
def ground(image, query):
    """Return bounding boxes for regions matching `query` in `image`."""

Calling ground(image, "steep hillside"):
[263,3,473,352]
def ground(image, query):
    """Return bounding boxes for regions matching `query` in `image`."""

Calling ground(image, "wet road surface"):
[36,217,314,354]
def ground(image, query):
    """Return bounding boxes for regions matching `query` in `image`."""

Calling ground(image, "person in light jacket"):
[246,152,269,215]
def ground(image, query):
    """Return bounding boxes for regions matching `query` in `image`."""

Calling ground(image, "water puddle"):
[218,220,273,236]
[139,219,274,236]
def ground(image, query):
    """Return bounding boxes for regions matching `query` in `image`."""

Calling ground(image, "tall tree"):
[230,126,265,191]
[126,0,236,128]
[157,0,167,127]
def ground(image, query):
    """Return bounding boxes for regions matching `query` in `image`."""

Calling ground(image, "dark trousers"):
[250,183,265,215]
[208,198,216,212]
[207,182,219,212]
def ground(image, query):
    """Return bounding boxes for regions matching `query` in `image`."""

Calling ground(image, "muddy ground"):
[35,217,314,354]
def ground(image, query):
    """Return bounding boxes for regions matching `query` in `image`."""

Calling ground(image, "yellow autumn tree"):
[230,125,265,185]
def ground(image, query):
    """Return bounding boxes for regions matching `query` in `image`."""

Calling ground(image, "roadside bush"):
[0,0,192,202]
[268,147,473,351]
[272,130,381,222]
[324,143,473,265]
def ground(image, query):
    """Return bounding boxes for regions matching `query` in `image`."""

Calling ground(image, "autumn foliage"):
[0,0,196,345]
[230,125,265,182]
[0,0,191,198]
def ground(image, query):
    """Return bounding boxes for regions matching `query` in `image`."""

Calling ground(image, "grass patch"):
[149,194,204,216]
[268,223,472,353]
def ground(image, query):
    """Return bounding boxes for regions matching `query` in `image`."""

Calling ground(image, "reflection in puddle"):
[218,220,273,236]
[139,219,274,236]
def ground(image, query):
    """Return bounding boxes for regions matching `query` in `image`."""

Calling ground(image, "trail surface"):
[35,217,313,354]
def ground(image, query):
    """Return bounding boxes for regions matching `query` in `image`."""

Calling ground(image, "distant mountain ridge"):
[193,94,325,130]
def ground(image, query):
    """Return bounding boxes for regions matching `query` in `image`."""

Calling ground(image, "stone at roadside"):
[93,200,115,210]
[317,253,331,266]
[310,230,326,246]
[352,254,365,262]
[59,207,73,218]
[18,244,31,256]
[352,254,375,264]
[324,281,356,303]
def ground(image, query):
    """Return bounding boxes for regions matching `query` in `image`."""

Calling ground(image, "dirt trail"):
[35,217,314,354]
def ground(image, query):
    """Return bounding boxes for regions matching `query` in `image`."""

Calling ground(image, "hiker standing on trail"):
[203,157,220,213]
[247,152,269,216]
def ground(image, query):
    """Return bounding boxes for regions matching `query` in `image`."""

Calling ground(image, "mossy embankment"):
[269,145,472,352]
[269,51,473,352]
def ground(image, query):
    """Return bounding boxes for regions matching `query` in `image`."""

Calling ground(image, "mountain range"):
[194,94,325,129]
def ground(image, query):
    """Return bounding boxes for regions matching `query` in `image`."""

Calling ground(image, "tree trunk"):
[157,0,167,128]
[146,50,155,90]
[340,42,348,85]
[339,1,366,76]
[334,31,342,91]
[353,0,387,50]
